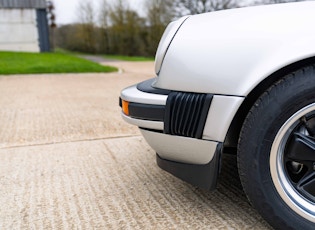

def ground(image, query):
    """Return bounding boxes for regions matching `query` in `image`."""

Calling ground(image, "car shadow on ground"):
[181,154,271,228]
[134,151,272,229]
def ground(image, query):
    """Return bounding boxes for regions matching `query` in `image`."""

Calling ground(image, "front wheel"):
[238,65,315,229]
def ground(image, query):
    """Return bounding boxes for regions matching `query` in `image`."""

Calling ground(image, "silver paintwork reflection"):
[155,16,189,75]
[141,129,218,164]
[155,2,315,96]
[203,95,244,142]
[121,113,164,131]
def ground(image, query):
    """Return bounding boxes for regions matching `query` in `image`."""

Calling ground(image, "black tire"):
[238,65,315,229]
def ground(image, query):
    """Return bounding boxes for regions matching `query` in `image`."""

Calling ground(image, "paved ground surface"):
[0,61,272,229]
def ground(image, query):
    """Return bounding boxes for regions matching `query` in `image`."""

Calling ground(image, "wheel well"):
[223,56,315,153]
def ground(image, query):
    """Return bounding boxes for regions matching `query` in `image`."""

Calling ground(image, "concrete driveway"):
[0,61,272,229]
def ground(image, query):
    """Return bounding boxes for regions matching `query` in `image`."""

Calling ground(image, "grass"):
[103,54,154,62]
[0,51,118,75]
[55,48,154,62]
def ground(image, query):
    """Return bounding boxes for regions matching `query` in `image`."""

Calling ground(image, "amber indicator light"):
[122,100,129,115]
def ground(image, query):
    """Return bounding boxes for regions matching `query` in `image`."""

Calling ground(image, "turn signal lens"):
[122,100,129,115]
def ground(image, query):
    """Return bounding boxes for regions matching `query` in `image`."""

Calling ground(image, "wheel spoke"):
[286,133,315,162]
[301,116,315,137]
[296,172,315,202]
[285,132,315,201]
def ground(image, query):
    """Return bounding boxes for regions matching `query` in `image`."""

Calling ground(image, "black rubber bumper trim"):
[156,143,222,191]
[164,92,213,139]
[137,78,171,95]
[119,97,165,121]
[129,102,165,121]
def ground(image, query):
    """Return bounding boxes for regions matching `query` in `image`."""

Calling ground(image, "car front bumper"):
[120,78,244,190]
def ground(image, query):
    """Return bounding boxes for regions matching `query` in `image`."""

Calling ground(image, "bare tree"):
[107,0,146,56]
[252,0,306,5]
[145,0,174,25]
[174,0,240,16]
[99,0,110,28]
[265,0,305,3]
[98,0,111,53]
[145,0,175,55]
[76,1,96,53]
[77,1,94,24]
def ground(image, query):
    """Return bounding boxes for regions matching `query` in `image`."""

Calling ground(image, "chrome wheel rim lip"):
[270,103,315,223]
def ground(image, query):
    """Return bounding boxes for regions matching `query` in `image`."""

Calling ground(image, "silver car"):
[120,2,315,229]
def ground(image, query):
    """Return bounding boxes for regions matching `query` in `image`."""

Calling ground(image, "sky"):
[53,0,144,25]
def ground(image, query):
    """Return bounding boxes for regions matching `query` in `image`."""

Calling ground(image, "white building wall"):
[0,9,40,52]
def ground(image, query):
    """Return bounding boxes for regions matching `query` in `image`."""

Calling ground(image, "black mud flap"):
[156,143,222,191]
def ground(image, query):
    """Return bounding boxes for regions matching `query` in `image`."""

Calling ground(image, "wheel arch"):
[223,56,315,152]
